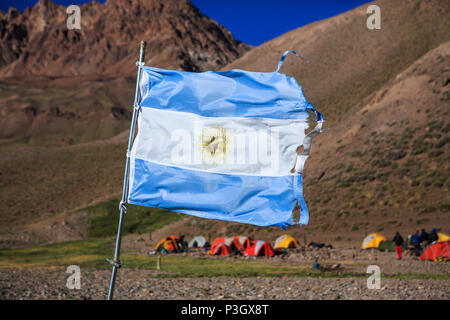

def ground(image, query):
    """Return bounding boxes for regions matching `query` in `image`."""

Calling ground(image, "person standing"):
[420,229,429,246]
[393,232,404,260]
[430,228,439,243]
[411,230,422,256]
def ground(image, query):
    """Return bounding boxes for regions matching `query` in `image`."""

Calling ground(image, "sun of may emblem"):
[199,126,231,166]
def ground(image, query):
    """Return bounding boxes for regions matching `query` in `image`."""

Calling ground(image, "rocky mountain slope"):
[0,0,250,144]
[223,0,450,122]
[116,41,449,247]
[0,0,249,77]
[0,0,448,247]
[300,41,449,243]
[0,0,250,239]
[1,41,448,248]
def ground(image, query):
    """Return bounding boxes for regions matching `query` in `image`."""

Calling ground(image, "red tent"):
[420,241,450,261]
[211,242,231,256]
[243,240,275,257]
[154,236,180,253]
[211,237,235,251]
[232,236,252,251]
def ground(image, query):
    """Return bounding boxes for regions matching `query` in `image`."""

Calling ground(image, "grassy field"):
[0,238,319,276]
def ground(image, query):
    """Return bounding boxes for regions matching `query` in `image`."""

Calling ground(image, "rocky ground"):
[0,268,448,300]
[1,246,449,300]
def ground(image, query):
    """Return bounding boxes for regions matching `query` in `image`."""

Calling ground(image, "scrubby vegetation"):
[85,198,182,238]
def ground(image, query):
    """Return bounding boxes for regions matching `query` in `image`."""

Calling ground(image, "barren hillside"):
[0,0,448,248]
[223,0,450,122]
[122,41,450,247]
[1,42,448,247]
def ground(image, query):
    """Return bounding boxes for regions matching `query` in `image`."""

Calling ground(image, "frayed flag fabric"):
[127,51,324,229]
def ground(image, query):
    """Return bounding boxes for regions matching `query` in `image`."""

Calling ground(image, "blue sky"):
[2,0,370,45]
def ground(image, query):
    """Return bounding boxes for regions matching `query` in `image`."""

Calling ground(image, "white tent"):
[188,236,207,248]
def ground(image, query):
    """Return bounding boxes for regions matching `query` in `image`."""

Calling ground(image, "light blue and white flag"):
[127,51,324,228]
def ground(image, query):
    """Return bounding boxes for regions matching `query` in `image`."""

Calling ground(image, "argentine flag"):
[127,51,323,228]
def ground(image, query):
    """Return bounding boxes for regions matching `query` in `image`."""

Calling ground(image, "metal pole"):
[107,40,146,300]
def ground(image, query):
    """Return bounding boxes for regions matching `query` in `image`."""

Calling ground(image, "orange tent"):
[154,236,180,253]
[232,236,252,251]
[211,237,234,251]
[420,241,450,261]
[211,242,231,256]
[243,240,275,257]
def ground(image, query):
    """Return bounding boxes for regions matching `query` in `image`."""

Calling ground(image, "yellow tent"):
[361,233,387,249]
[274,234,299,249]
[438,232,450,242]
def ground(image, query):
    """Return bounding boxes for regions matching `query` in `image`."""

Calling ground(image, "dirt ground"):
[1,268,448,300]
[1,245,448,300]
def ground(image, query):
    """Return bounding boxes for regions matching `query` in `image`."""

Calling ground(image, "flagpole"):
[107,40,146,300]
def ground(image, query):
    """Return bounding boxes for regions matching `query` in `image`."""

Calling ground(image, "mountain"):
[0,0,250,145]
[0,0,449,247]
[221,0,450,243]
[0,0,250,78]
[102,41,450,247]
[301,41,449,243]
[0,0,250,239]
[223,0,450,122]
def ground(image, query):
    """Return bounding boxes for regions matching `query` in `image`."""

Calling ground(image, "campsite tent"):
[361,233,387,249]
[155,236,180,253]
[211,242,231,256]
[211,237,234,251]
[274,234,299,249]
[188,236,207,248]
[420,241,450,261]
[232,236,252,251]
[243,240,275,257]
[438,232,450,243]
